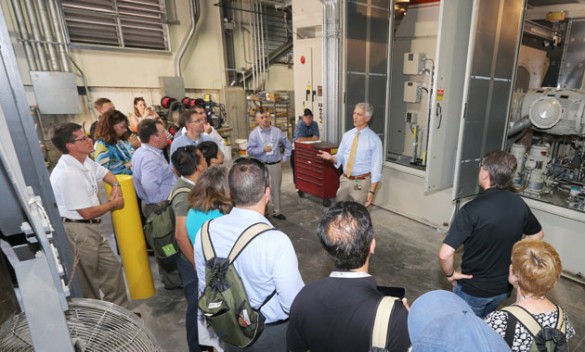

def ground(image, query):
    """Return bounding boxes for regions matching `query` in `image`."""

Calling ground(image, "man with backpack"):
[170,145,208,352]
[132,119,181,290]
[194,158,304,351]
[287,201,411,352]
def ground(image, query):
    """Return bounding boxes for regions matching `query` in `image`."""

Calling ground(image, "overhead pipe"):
[24,0,48,71]
[174,0,200,76]
[232,40,292,86]
[9,0,38,71]
[47,0,70,72]
[35,0,60,71]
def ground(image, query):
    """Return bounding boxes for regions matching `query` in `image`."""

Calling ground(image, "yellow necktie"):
[345,131,359,177]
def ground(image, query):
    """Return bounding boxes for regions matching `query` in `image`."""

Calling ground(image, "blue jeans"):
[453,284,509,319]
[177,254,201,352]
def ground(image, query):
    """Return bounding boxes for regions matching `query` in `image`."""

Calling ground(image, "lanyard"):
[329,271,371,278]
[257,127,274,145]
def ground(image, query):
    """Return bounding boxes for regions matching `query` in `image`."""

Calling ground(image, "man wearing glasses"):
[50,122,128,306]
[170,107,214,157]
[132,119,181,290]
[438,150,544,318]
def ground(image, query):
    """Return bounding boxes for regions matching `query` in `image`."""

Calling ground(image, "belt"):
[344,173,370,180]
[62,217,101,224]
[266,318,289,327]
[263,161,280,165]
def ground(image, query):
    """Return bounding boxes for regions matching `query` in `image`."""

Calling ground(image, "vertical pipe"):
[259,2,267,87]
[254,0,261,90]
[24,0,48,71]
[35,0,60,71]
[47,0,70,72]
[9,0,38,71]
[250,1,257,91]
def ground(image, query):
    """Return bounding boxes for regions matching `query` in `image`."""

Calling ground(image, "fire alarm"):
[300,56,306,64]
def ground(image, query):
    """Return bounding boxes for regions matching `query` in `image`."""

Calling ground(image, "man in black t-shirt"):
[287,202,411,352]
[439,150,544,319]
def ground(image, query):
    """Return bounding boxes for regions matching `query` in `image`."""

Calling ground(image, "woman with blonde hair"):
[485,239,575,350]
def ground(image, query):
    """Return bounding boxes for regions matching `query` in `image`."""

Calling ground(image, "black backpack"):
[502,305,568,352]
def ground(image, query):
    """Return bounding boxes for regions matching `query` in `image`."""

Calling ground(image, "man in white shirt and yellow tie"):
[318,102,383,207]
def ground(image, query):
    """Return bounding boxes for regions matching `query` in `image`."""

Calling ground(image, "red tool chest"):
[294,141,340,206]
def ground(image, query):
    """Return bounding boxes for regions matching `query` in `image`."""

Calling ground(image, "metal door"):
[342,0,392,137]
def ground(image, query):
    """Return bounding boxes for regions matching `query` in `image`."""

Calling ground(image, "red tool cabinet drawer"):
[294,142,340,206]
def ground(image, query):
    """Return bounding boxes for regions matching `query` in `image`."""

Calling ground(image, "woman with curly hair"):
[485,239,575,351]
[94,110,135,175]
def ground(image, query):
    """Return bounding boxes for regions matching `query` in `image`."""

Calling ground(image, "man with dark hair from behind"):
[132,118,181,289]
[439,150,544,319]
[197,141,224,166]
[287,201,410,352]
[170,146,208,352]
[194,158,304,352]
[49,122,128,306]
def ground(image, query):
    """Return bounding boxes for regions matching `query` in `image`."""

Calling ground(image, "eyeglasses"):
[189,119,205,124]
[70,136,91,143]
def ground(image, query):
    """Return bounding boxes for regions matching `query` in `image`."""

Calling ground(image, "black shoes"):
[272,213,287,220]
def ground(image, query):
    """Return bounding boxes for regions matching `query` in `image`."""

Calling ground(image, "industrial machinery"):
[159,95,228,130]
[0,299,161,351]
[508,88,585,210]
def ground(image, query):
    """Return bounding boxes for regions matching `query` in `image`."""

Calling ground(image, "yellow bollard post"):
[105,175,155,300]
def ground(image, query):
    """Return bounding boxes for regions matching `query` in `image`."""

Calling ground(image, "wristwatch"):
[112,182,121,187]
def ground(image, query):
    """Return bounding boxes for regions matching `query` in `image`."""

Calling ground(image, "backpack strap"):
[227,222,274,263]
[555,305,567,334]
[200,219,217,262]
[168,186,191,202]
[371,296,398,349]
[502,305,543,338]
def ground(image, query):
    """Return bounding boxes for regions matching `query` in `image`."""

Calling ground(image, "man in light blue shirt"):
[194,158,304,351]
[319,102,383,207]
[247,108,292,220]
[131,118,181,289]
[169,107,214,157]
[132,119,177,209]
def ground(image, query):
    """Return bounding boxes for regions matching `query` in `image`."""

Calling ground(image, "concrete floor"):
[131,164,585,351]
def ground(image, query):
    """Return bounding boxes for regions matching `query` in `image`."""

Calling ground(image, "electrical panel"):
[403,52,425,74]
[403,81,422,103]
[406,111,418,124]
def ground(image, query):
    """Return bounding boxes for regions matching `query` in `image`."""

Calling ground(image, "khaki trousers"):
[266,163,283,214]
[336,174,371,205]
[63,222,128,306]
